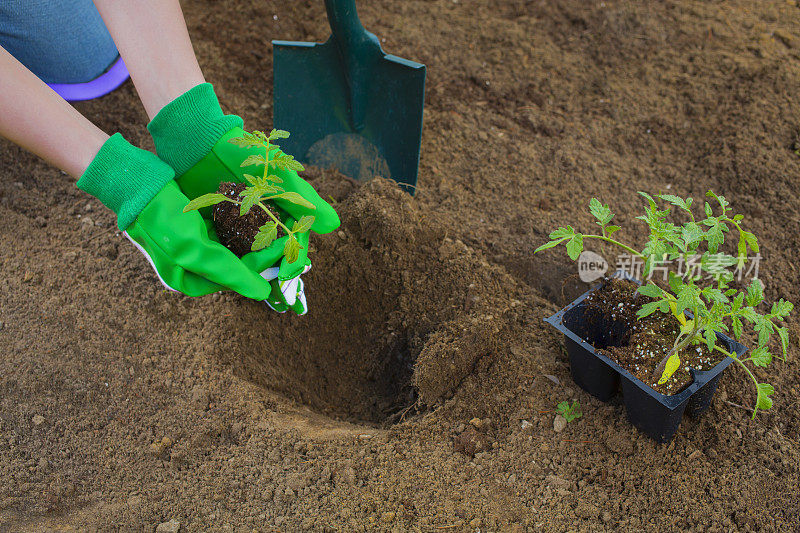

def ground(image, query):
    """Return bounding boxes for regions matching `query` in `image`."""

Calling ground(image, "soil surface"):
[2,0,800,531]
[586,277,723,395]
[213,182,285,257]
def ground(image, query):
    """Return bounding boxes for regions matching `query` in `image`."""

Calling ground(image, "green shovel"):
[272,0,426,193]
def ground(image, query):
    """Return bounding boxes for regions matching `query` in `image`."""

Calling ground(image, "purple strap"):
[47,56,129,102]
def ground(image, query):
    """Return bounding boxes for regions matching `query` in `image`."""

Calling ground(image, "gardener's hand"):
[77,133,276,299]
[147,83,340,313]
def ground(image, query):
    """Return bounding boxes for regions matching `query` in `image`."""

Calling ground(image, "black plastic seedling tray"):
[545,277,748,443]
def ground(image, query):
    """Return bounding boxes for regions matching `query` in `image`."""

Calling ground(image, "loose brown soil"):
[585,277,723,395]
[212,181,285,257]
[2,0,800,531]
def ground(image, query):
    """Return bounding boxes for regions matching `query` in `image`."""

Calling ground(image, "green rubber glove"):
[77,133,273,299]
[148,83,340,313]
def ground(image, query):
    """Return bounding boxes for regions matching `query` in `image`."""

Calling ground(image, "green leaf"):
[745,278,764,307]
[251,130,269,142]
[704,202,713,217]
[284,234,301,263]
[638,191,657,210]
[228,132,265,148]
[706,190,729,213]
[732,293,744,313]
[589,198,614,225]
[534,239,567,254]
[265,173,284,184]
[732,316,743,339]
[251,222,278,251]
[183,193,230,212]
[739,306,759,324]
[271,152,305,172]
[637,283,664,299]
[737,232,747,270]
[556,400,582,422]
[606,225,621,235]
[754,316,773,347]
[676,285,697,315]
[770,299,793,319]
[777,327,789,358]
[271,191,316,210]
[755,383,774,414]
[750,346,772,367]
[270,129,291,139]
[668,271,684,295]
[239,187,263,216]
[242,173,259,186]
[658,353,681,385]
[682,222,704,249]
[550,226,576,240]
[240,154,268,168]
[701,287,728,305]
[292,215,315,233]
[704,220,726,253]
[642,241,667,278]
[637,301,665,319]
[658,194,692,212]
[565,234,584,261]
[743,231,759,253]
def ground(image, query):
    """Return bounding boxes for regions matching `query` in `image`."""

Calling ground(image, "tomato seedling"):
[183,129,315,263]
[536,191,792,417]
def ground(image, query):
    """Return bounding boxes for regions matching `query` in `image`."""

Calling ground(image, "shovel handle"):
[324,0,373,46]
[323,0,383,131]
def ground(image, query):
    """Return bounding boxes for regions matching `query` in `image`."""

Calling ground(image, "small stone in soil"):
[545,474,571,490]
[155,519,181,533]
[149,437,174,458]
[553,415,567,432]
[688,449,703,461]
[32,415,45,426]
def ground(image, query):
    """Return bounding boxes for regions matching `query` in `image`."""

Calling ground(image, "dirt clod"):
[453,426,493,457]
[212,181,285,257]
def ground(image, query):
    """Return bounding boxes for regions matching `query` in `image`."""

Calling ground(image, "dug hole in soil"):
[221,170,524,424]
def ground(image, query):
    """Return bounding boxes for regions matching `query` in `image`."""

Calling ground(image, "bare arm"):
[0,46,108,178]
[92,0,206,120]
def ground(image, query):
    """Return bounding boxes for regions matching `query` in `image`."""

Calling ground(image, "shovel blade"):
[273,39,425,192]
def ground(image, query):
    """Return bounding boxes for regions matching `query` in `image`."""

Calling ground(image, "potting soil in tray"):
[584,277,724,396]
